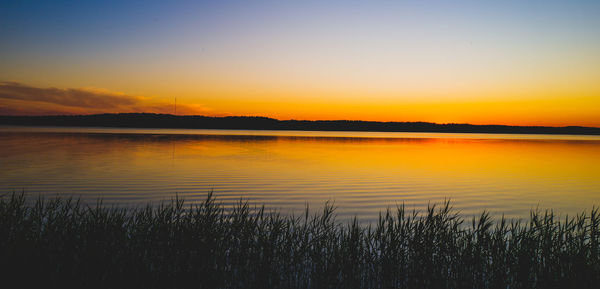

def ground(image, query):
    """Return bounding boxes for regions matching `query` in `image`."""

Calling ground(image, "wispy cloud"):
[0,81,209,115]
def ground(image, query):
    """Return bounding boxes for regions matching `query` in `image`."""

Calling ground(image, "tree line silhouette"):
[1,113,599,135]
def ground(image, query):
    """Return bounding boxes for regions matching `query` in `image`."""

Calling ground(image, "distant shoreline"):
[2,113,600,135]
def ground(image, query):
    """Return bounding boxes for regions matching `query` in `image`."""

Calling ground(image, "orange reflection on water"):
[1,127,599,221]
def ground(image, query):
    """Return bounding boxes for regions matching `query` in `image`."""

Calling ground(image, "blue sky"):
[1,0,599,125]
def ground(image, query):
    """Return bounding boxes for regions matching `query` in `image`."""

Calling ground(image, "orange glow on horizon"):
[1,79,599,127]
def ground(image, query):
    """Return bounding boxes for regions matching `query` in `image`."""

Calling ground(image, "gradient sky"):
[1,0,599,126]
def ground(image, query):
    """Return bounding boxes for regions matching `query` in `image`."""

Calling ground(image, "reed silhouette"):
[1,192,599,288]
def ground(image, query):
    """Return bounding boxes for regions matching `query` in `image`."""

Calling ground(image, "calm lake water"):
[1,126,600,221]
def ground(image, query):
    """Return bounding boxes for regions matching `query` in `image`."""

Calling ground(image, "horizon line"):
[2,112,600,130]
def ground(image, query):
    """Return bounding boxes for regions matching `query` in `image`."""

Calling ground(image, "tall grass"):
[1,192,598,288]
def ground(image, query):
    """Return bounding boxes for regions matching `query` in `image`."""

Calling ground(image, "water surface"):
[1,126,599,221]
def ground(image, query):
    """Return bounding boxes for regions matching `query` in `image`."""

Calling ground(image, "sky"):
[1,0,599,126]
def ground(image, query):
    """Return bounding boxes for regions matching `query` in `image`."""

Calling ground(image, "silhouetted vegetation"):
[2,113,600,135]
[1,192,599,288]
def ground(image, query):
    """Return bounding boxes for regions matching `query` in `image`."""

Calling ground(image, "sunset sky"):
[1,0,599,126]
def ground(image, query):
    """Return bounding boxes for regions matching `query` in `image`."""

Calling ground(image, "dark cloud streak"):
[0,81,139,109]
[0,81,208,116]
